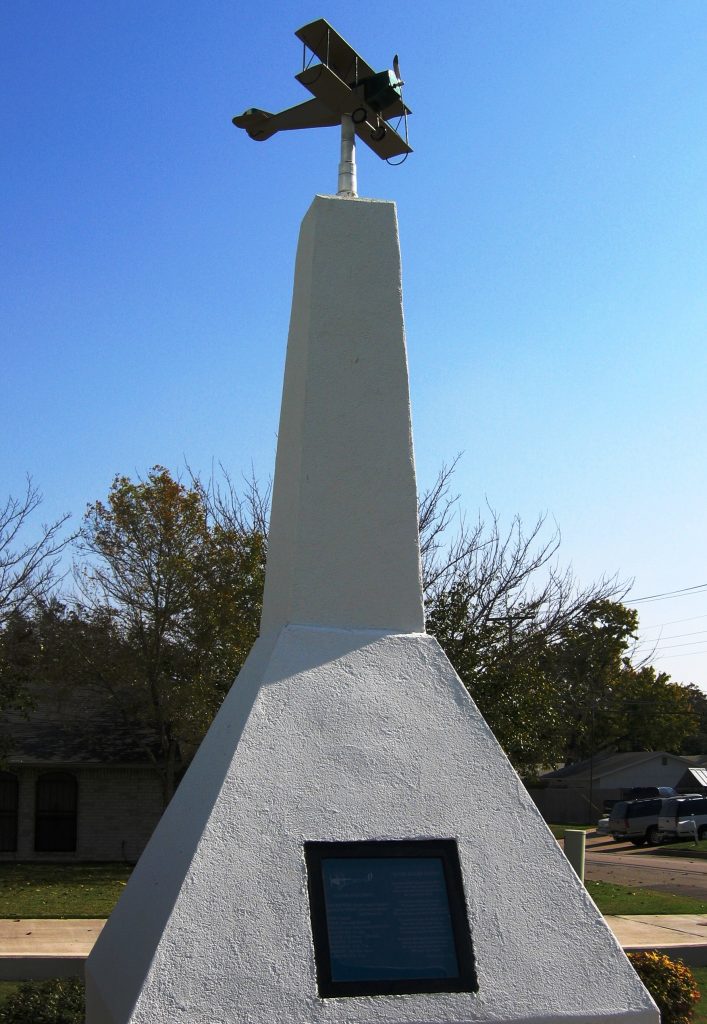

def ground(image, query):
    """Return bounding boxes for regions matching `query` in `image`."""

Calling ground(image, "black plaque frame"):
[304,839,478,998]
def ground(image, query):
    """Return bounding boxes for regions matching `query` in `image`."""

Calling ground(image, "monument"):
[85,20,658,1024]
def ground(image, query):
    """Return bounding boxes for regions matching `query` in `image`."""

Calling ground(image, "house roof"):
[682,767,707,789]
[541,750,691,783]
[681,754,707,766]
[2,682,160,765]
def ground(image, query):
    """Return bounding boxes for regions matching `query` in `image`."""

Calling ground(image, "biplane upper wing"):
[296,64,412,159]
[295,19,375,86]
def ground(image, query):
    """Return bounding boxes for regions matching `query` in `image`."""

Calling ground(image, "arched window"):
[35,773,77,852]
[0,772,19,852]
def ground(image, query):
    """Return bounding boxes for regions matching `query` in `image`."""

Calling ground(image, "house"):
[0,684,165,862]
[527,750,707,824]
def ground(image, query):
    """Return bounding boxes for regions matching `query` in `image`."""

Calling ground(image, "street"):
[581,832,707,900]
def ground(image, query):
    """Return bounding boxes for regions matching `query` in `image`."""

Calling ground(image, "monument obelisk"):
[85,20,657,1024]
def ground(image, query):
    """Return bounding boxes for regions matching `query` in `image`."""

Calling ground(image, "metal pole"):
[588,703,595,824]
[337,115,357,197]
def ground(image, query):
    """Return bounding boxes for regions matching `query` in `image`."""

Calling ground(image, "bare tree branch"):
[0,477,71,626]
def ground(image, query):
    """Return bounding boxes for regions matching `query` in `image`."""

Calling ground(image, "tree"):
[420,463,629,775]
[548,599,640,764]
[0,478,70,627]
[679,685,707,755]
[0,610,37,757]
[0,600,136,760]
[426,582,565,776]
[0,480,70,750]
[610,665,697,753]
[76,467,267,803]
[420,463,700,775]
[544,601,699,762]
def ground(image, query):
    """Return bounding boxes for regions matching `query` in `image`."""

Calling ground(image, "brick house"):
[0,685,165,862]
[527,750,707,824]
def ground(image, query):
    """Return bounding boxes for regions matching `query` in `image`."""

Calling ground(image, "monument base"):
[86,624,657,1024]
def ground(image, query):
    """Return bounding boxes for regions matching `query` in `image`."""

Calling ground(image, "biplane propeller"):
[232,18,412,162]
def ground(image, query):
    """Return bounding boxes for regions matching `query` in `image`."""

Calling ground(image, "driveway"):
[580,832,707,900]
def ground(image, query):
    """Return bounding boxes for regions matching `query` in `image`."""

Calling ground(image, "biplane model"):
[232,18,411,161]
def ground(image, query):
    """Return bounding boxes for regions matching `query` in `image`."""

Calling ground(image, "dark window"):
[609,802,627,822]
[35,773,77,852]
[627,800,660,818]
[0,772,19,852]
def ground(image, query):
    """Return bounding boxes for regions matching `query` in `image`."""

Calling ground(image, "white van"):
[658,795,707,840]
[608,798,669,846]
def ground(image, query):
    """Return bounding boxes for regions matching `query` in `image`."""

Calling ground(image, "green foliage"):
[428,580,699,775]
[420,466,699,775]
[549,599,697,763]
[549,599,639,763]
[427,583,565,776]
[611,665,697,753]
[0,977,84,1024]
[75,466,267,802]
[628,951,700,1024]
[680,685,707,755]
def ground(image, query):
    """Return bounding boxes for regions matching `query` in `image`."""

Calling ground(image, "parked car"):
[608,798,672,846]
[657,795,705,840]
[675,816,707,840]
[596,816,610,836]
[671,797,707,841]
[622,786,679,800]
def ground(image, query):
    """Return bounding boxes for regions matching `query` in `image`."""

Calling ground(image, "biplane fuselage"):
[233,19,412,161]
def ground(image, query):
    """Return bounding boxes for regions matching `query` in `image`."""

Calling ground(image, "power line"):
[629,583,707,604]
[635,638,707,653]
[634,628,707,646]
[641,613,707,630]
[653,649,707,660]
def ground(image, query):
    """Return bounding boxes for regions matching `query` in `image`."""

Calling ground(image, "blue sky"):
[2,2,706,689]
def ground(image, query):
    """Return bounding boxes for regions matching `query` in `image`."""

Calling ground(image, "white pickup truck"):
[657,795,707,840]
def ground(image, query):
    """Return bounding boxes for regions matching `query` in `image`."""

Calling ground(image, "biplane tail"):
[232,108,275,141]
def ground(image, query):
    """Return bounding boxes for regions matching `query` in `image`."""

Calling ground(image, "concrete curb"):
[0,956,85,981]
[622,945,707,967]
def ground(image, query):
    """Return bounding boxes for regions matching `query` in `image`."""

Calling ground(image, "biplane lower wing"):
[233,98,340,140]
[296,65,412,159]
[295,18,375,86]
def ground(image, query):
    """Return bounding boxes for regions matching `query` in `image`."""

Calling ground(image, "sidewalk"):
[607,914,707,965]
[1,915,706,980]
[0,919,104,980]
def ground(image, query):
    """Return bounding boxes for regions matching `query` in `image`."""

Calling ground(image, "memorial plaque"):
[305,839,477,998]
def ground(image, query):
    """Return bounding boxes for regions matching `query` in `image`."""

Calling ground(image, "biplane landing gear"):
[370,123,387,142]
[351,107,367,124]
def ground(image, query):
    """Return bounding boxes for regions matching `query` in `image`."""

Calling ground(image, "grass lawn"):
[0,980,23,1002]
[0,863,132,919]
[549,823,595,839]
[652,839,707,861]
[587,879,707,916]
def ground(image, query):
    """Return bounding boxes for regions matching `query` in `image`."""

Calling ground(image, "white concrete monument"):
[86,20,658,1024]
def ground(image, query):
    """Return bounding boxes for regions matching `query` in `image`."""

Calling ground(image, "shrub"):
[0,977,84,1024]
[628,950,700,1024]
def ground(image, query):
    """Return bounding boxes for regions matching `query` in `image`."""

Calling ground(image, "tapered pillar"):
[261,195,424,636]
